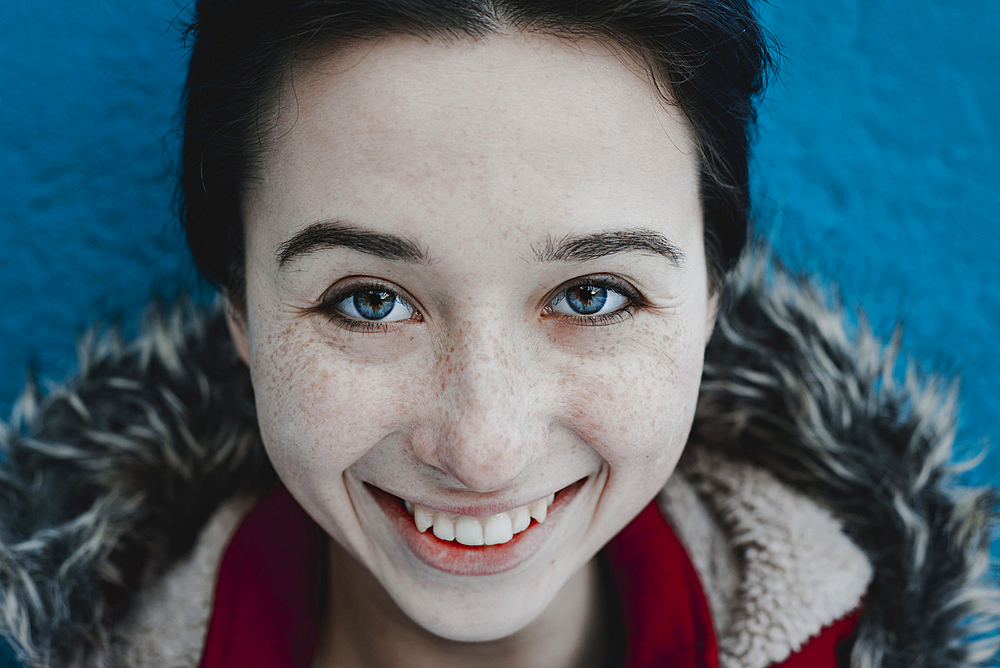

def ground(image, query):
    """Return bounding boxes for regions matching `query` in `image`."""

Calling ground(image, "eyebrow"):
[276,221,684,268]
[535,229,685,266]
[276,221,427,267]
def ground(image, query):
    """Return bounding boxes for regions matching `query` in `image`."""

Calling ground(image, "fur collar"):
[1,251,997,667]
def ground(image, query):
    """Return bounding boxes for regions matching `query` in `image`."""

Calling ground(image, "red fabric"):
[199,486,322,668]
[200,487,860,668]
[604,502,719,668]
[771,606,862,668]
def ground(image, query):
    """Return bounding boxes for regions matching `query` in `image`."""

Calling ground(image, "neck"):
[313,540,609,668]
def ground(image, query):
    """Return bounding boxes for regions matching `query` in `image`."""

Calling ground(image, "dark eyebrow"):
[276,221,427,267]
[535,229,685,266]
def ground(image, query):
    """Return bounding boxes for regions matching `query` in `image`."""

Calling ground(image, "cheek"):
[248,319,424,486]
[564,318,705,475]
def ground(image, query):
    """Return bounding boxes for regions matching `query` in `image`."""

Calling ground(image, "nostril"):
[408,402,544,494]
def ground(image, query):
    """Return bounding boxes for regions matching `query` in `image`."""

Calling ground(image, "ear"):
[225,300,251,366]
[704,290,720,347]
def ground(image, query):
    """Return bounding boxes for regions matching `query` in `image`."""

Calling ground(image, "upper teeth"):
[404,493,556,546]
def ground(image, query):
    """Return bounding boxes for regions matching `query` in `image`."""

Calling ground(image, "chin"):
[393,579,558,643]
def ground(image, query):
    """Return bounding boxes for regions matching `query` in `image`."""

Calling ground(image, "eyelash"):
[312,281,418,334]
[544,275,644,327]
[311,275,645,333]
[328,317,396,334]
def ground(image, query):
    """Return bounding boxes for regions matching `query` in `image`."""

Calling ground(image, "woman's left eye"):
[548,281,633,320]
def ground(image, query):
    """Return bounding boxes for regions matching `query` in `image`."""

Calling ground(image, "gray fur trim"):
[692,250,1000,667]
[1,250,997,667]
[0,298,274,667]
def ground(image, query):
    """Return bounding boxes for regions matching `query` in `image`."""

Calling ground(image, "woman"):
[1,1,996,667]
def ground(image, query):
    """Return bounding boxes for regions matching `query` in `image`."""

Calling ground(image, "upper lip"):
[369,482,571,517]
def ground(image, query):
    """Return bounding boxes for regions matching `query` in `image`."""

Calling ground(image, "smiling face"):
[232,31,715,643]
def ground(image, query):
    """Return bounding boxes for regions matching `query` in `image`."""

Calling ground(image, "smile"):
[403,494,556,546]
[367,479,586,576]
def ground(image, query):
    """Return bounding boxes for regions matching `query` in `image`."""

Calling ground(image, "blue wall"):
[1,2,200,385]
[753,1,999,489]
[1,0,997,664]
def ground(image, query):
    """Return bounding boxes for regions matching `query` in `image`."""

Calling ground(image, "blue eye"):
[336,289,414,322]
[550,283,630,317]
[566,285,608,314]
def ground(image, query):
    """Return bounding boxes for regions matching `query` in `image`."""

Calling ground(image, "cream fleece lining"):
[662,448,873,668]
[108,495,256,668]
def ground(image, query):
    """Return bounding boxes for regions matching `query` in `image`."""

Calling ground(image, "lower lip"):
[368,481,585,576]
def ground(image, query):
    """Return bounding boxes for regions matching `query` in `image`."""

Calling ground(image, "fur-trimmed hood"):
[1,252,997,667]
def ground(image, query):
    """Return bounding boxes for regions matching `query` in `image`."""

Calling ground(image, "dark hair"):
[180,0,774,304]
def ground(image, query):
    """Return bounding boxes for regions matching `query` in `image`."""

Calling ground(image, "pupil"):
[354,291,395,320]
[567,286,607,315]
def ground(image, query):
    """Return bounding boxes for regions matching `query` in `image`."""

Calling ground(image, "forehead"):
[244,31,699,249]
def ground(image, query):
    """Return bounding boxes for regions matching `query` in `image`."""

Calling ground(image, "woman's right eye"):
[334,288,415,323]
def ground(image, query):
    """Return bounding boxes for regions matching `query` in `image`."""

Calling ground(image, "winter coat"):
[1,252,997,668]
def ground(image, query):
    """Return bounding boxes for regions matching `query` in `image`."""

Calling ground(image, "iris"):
[354,290,396,320]
[565,286,607,315]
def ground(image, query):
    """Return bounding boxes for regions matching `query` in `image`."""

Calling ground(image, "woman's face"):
[233,31,715,641]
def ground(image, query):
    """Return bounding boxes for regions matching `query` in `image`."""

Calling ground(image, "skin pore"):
[229,30,716,668]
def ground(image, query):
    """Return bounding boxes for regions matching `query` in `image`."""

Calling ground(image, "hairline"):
[228,22,721,309]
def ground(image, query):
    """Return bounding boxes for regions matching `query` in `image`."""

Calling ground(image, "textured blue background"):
[0,0,997,664]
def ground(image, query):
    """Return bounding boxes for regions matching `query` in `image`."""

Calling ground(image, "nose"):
[411,322,545,492]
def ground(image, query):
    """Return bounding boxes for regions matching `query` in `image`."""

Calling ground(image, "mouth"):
[367,479,586,576]
[403,493,555,546]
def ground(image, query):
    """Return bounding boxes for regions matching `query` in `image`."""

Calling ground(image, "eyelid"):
[544,274,643,306]
[309,277,423,331]
[542,274,646,321]
[306,273,644,333]
[320,278,421,311]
